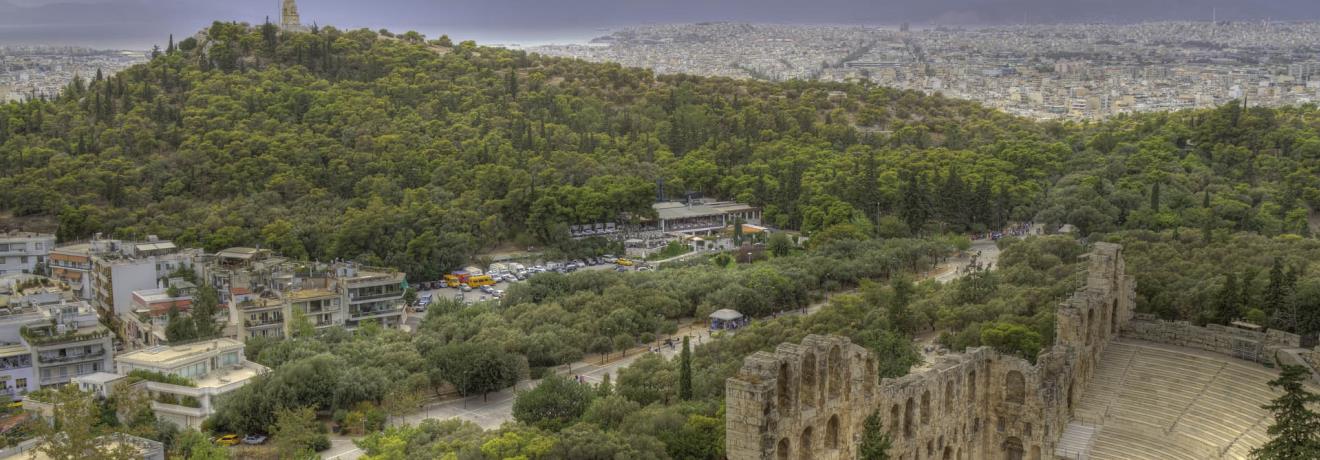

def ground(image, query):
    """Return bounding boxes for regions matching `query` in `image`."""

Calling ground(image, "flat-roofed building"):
[0,433,164,460]
[286,285,342,330]
[340,264,406,329]
[86,236,199,317]
[48,243,94,300]
[114,338,267,428]
[20,300,113,389]
[0,231,55,277]
[122,280,196,349]
[651,200,761,235]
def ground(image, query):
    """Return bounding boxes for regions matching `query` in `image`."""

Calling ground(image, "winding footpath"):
[323,236,1005,459]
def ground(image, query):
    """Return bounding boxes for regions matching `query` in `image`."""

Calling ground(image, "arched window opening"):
[777,362,792,416]
[921,390,932,425]
[1005,370,1026,404]
[800,351,817,410]
[776,438,790,460]
[1004,437,1025,460]
[904,398,916,438]
[944,380,955,414]
[828,345,843,400]
[826,415,840,449]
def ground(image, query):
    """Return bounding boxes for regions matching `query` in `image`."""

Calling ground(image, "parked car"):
[460,285,472,292]
[502,274,517,282]
[242,434,268,445]
[602,255,618,263]
[214,434,240,446]
[616,258,635,266]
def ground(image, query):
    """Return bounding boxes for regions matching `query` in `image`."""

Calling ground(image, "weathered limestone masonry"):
[725,243,1136,460]
[1121,315,1302,365]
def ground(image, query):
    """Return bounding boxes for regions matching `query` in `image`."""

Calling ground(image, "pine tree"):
[1251,365,1320,459]
[679,336,693,400]
[858,410,892,460]
[1202,190,1214,245]
[167,34,175,54]
[507,65,519,99]
[1150,181,1161,212]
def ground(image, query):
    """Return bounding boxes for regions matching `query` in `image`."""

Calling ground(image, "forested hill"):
[3,21,1320,283]
[0,21,1050,277]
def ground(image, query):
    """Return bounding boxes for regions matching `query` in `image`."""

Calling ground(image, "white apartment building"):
[0,281,114,399]
[0,231,55,276]
[114,338,267,428]
[87,237,199,317]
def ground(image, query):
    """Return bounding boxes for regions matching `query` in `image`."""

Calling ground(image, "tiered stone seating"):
[1078,339,1289,460]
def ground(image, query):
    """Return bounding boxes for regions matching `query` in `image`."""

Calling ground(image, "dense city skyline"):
[7,0,1320,48]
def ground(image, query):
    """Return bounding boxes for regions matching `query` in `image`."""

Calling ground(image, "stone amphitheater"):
[725,243,1320,460]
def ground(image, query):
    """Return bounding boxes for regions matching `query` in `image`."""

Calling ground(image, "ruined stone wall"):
[726,243,1136,460]
[1121,315,1302,365]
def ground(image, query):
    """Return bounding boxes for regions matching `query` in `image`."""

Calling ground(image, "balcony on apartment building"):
[37,347,107,364]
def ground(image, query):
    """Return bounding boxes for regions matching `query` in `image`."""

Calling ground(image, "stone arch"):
[968,370,977,402]
[904,397,916,438]
[778,362,792,416]
[944,380,955,414]
[799,426,813,460]
[921,390,932,425]
[1086,308,1095,345]
[777,438,791,460]
[1031,445,1041,460]
[828,345,843,400]
[1005,370,1026,404]
[1003,436,1025,460]
[889,404,901,436]
[800,351,817,409]
[826,415,840,449]
[943,446,954,460]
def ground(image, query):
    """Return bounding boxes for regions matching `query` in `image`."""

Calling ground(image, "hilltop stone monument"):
[281,0,307,32]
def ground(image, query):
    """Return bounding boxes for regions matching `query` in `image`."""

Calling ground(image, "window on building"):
[15,378,26,390]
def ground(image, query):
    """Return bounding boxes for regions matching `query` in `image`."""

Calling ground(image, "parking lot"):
[405,258,649,328]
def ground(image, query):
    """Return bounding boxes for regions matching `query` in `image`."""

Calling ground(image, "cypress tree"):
[1150,181,1161,212]
[859,410,892,460]
[1251,365,1320,459]
[679,336,693,400]
[1265,258,1286,314]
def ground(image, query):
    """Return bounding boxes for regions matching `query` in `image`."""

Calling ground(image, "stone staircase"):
[1054,422,1097,460]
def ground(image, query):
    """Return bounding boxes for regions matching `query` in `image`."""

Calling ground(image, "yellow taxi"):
[616,258,635,266]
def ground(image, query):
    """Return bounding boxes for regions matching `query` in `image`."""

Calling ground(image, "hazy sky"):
[4,0,1320,49]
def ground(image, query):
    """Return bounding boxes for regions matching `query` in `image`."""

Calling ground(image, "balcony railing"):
[244,319,284,328]
[37,349,106,364]
[349,291,402,302]
[349,306,403,319]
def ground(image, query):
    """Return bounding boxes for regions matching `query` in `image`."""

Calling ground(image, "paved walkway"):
[323,235,1017,459]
